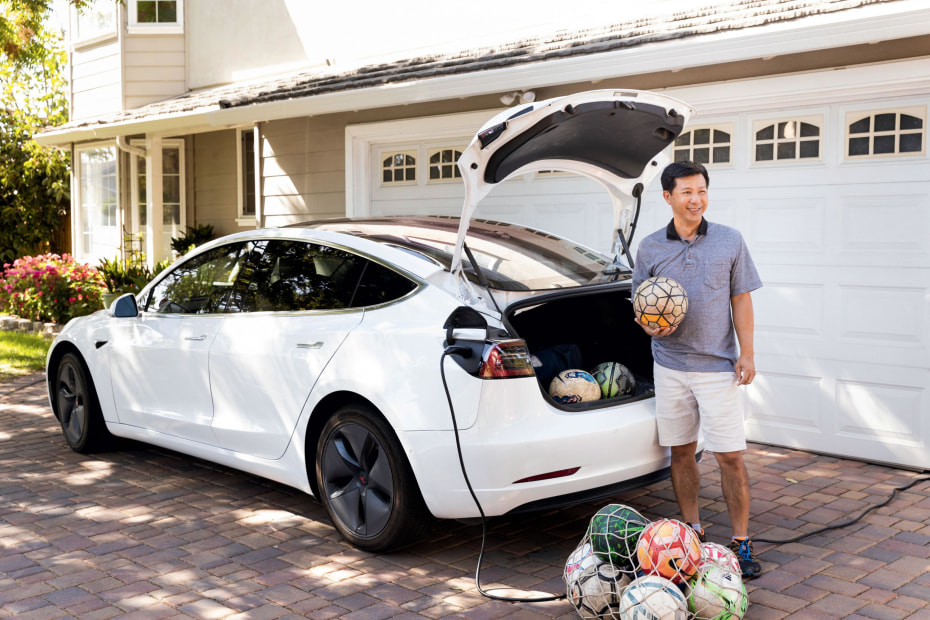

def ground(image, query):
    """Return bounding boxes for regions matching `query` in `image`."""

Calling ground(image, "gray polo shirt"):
[632,218,762,373]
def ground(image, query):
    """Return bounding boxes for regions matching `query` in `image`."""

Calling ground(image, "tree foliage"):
[0,0,73,262]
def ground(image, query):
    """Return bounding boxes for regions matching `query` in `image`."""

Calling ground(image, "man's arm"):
[731,291,755,385]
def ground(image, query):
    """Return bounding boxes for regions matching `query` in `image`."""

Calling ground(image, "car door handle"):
[185,335,207,341]
[297,342,323,349]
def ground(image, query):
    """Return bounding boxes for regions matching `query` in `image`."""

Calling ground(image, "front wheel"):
[316,404,430,551]
[54,352,112,453]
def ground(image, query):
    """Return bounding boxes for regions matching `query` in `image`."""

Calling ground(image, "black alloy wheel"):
[55,352,109,453]
[316,404,429,551]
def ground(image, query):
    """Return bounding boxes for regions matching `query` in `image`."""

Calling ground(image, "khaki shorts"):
[653,363,747,453]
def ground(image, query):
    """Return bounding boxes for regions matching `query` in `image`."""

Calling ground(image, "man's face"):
[663,173,708,228]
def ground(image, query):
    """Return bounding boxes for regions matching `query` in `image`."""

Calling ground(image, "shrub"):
[170,223,215,256]
[0,253,104,323]
[98,255,171,295]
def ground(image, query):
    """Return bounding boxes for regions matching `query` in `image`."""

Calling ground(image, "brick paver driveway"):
[2,373,929,619]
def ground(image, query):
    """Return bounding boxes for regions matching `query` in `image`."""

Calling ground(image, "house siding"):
[123,34,187,109]
[71,40,122,121]
[262,117,346,226]
[193,130,239,236]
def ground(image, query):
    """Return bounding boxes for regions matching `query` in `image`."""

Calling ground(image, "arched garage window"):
[674,125,732,165]
[381,152,416,185]
[428,148,463,182]
[846,109,925,158]
[753,118,821,162]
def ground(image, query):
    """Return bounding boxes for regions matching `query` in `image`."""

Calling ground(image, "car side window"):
[350,261,417,307]
[146,242,250,314]
[241,240,417,312]
[245,240,365,312]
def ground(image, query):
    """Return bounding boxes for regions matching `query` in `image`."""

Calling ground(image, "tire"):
[316,404,430,551]
[54,352,112,453]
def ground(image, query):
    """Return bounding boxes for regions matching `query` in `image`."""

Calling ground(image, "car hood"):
[450,89,693,273]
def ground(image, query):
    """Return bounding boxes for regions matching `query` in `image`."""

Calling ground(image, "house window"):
[427,148,463,182]
[237,127,258,224]
[382,152,416,185]
[754,119,822,162]
[131,141,185,259]
[674,126,732,165]
[72,3,117,44]
[129,0,183,33]
[76,145,120,262]
[846,109,925,158]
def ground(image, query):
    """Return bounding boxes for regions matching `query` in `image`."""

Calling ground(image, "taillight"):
[479,340,535,379]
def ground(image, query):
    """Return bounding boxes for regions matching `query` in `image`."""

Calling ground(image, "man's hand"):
[735,352,755,385]
[635,318,677,338]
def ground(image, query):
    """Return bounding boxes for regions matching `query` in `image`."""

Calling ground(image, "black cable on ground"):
[440,350,566,603]
[753,474,930,545]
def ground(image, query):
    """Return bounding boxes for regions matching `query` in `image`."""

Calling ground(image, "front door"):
[108,241,254,443]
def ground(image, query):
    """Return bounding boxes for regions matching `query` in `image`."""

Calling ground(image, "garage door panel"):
[745,368,824,431]
[749,197,826,255]
[838,283,926,347]
[841,193,929,256]
[835,374,924,447]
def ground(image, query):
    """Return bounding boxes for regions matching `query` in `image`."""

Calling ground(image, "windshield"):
[308,217,629,291]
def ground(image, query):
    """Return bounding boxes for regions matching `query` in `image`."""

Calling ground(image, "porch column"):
[144,135,164,266]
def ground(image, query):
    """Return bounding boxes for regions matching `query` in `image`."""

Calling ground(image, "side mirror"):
[109,293,139,318]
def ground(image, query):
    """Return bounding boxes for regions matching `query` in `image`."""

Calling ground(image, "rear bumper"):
[401,376,696,519]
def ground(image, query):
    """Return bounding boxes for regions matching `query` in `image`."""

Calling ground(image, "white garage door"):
[354,92,930,470]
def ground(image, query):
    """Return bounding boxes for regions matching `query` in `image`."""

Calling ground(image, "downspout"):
[116,135,145,158]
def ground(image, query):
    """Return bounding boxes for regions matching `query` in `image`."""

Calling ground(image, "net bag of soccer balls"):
[563,503,749,619]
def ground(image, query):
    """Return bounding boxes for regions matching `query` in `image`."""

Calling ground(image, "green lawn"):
[0,331,51,384]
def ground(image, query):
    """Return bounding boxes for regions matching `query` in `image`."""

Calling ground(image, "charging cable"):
[440,348,566,602]
[753,473,930,545]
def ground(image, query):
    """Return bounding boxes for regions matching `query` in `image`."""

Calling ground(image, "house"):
[35,0,930,469]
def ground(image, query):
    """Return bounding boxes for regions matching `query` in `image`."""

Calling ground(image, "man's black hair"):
[661,161,710,192]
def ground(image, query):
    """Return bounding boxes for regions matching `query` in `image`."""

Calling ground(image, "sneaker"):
[691,526,706,544]
[729,538,762,579]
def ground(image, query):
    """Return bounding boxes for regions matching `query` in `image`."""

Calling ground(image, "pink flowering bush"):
[0,253,105,324]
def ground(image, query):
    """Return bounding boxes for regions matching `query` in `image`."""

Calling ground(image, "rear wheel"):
[54,352,111,453]
[316,404,429,551]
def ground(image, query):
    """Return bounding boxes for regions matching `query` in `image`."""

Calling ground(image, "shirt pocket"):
[704,260,731,290]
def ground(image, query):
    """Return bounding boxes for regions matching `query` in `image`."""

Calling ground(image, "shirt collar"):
[665,218,708,241]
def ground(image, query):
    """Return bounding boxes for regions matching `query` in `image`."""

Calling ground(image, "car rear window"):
[309,218,627,291]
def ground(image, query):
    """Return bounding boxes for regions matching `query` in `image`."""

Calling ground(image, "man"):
[632,160,763,579]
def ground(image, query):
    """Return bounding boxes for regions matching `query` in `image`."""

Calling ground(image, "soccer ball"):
[687,564,748,620]
[587,503,649,571]
[564,541,601,584]
[566,560,631,619]
[590,362,636,398]
[619,575,688,620]
[550,369,601,403]
[636,519,702,584]
[699,542,741,574]
[633,276,688,330]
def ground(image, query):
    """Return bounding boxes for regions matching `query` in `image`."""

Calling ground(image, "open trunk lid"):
[451,89,693,274]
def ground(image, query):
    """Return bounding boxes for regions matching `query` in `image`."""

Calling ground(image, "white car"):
[47,90,696,551]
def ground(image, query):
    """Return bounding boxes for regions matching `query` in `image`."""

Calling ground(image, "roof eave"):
[34,2,930,148]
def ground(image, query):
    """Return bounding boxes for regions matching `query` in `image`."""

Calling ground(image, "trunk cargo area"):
[506,287,655,405]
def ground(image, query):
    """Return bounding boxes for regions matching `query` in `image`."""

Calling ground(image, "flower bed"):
[0,254,104,324]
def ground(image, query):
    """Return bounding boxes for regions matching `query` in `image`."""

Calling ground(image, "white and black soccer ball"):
[619,574,688,620]
[566,560,631,619]
[550,369,601,403]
